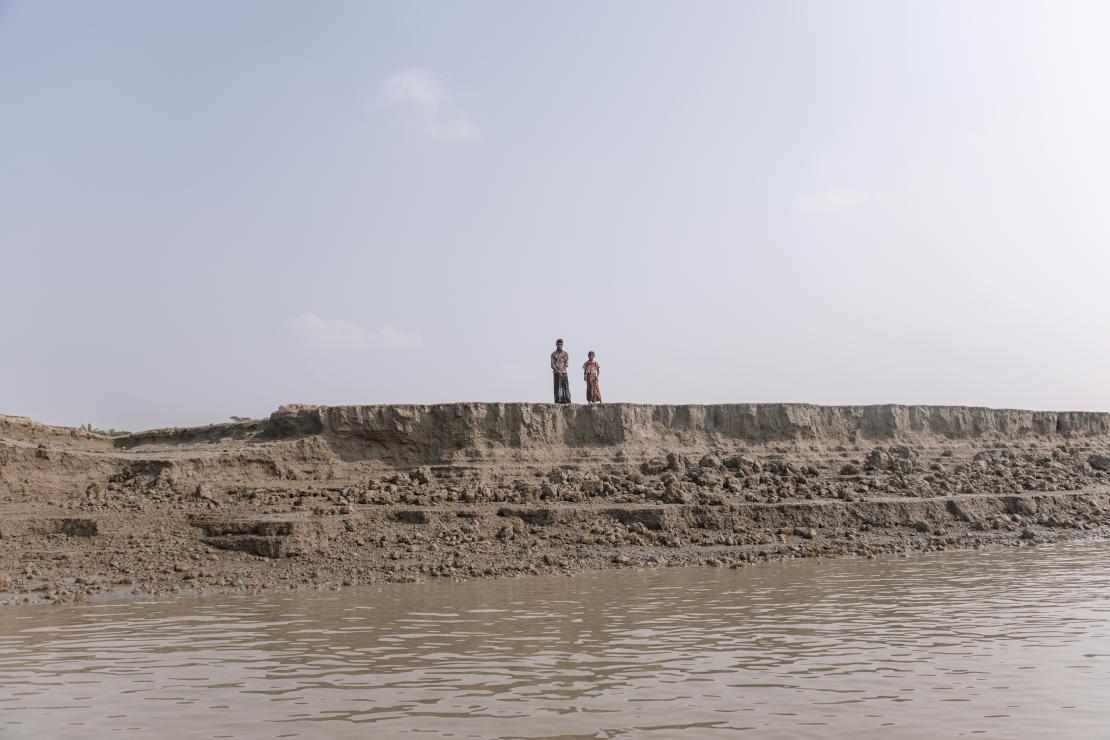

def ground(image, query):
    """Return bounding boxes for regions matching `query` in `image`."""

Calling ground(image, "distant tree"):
[80,423,130,437]
[230,416,250,422]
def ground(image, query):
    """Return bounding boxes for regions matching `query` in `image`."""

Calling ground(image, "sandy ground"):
[3,402,1110,605]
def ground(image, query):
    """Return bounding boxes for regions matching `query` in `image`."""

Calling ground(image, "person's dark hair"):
[588,351,595,357]
[556,338,564,344]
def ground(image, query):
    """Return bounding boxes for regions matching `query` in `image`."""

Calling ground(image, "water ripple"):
[2,541,1110,738]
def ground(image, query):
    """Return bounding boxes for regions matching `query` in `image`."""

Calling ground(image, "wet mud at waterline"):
[3,402,1110,605]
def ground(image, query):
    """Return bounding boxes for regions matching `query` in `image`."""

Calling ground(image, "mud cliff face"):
[115,403,1110,466]
[3,403,1110,606]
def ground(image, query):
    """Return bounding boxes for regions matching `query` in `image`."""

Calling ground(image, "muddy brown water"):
[2,542,1109,739]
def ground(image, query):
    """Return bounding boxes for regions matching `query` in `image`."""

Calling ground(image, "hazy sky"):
[3,1,1110,431]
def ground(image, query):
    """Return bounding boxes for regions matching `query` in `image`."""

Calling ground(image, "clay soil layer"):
[3,402,1110,605]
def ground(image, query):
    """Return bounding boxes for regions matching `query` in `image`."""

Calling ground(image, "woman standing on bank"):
[583,351,602,404]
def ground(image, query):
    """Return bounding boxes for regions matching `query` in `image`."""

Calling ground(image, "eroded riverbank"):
[4,403,1110,605]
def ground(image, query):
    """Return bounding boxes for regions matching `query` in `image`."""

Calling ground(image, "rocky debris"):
[1088,454,1110,471]
[195,484,218,504]
[411,466,434,485]
[723,455,760,474]
[654,478,692,504]
[698,453,722,469]
[865,446,919,474]
[688,466,723,487]
[5,403,1110,605]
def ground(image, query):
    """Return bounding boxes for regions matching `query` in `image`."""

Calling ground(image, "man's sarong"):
[553,373,571,404]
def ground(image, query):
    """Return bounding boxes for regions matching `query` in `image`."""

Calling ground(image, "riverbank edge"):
[4,488,1109,607]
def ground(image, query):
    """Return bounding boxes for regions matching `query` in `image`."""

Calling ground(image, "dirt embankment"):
[3,402,1110,605]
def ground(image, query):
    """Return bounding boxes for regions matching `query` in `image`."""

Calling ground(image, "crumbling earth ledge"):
[3,403,1110,605]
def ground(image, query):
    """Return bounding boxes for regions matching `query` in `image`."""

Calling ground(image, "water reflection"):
[2,541,1110,739]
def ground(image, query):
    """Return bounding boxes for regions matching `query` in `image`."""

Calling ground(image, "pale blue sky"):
[3,1,1110,430]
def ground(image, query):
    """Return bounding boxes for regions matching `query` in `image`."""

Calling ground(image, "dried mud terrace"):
[4,403,1110,606]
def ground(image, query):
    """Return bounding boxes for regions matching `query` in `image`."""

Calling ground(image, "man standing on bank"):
[583,351,601,404]
[551,338,571,404]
